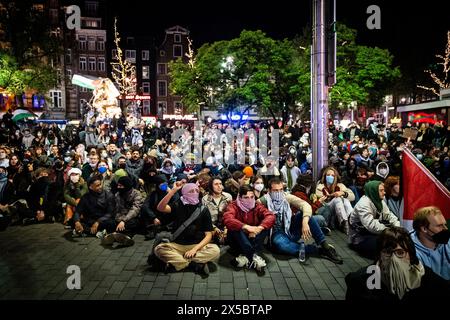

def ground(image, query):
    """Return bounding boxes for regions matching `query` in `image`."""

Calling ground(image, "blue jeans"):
[271,212,326,256]
[228,229,269,261]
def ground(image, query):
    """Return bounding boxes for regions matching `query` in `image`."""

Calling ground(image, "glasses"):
[381,248,407,259]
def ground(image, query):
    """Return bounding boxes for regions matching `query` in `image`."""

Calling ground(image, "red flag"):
[402,148,450,227]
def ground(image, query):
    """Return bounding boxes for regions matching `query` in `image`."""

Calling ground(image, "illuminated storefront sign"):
[162,114,197,120]
[124,95,151,100]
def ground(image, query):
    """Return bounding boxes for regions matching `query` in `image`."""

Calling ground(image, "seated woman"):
[383,176,403,220]
[315,166,354,233]
[345,226,450,302]
[250,175,267,200]
[348,180,400,259]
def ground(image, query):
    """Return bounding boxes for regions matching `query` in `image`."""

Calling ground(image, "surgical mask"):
[89,161,98,168]
[416,154,423,160]
[326,175,335,185]
[430,229,450,244]
[159,183,168,192]
[118,163,126,169]
[70,175,80,183]
[64,157,71,163]
[269,191,285,202]
[379,168,388,176]
[98,166,107,174]
[253,183,264,192]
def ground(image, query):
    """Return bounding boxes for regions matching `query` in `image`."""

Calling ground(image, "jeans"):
[228,229,269,261]
[271,212,326,256]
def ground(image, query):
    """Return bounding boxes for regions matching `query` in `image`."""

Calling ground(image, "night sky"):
[108,0,450,80]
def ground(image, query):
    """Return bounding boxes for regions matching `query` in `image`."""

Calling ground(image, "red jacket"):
[223,201,275,232]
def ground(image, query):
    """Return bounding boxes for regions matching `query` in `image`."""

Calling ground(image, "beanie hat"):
[117,176,133,192]
[68,168,82,176]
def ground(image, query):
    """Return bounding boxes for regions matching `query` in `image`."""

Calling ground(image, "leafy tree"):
[0,1,59,98]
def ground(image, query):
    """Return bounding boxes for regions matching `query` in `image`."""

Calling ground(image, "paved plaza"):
[0,223,371,300]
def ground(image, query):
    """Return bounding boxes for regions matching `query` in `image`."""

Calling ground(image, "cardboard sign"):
[402,128,418,140]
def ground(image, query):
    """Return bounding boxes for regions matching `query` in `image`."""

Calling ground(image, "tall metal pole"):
[311,0,329,183]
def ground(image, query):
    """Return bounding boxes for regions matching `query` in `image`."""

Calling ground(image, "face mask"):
[37,133,42,137]
[0,172,7,179]
[358,144,364,148]
[254,183,264,192]
[118,163,126,169]
[63,157,71,163]
[159,183,168,192]
[443,159,450,168]
[237,197,256,213]
[269,191,285,202]
[98,166,107,174]
[70,175,80,183]
[416,154,423,160]
[326,175,335,185]
[118,187,128,195]
[379,168,388,176]
[181,192,200,205]
[430,229,450,245]
[89,161,98,168]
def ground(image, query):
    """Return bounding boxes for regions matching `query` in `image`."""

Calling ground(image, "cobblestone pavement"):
[0,223,371,300]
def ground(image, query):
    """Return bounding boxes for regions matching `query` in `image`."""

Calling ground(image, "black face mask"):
[118,163,126,169]
[430,229,450,244]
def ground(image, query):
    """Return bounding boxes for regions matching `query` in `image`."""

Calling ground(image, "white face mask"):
[253,183,264,192]
[379,168,388,176]
[70,175,80,183]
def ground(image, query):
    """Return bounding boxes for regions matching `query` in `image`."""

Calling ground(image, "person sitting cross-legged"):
[155,182,220,277]
[72,175,115,238]
[101,176,144,247]
[259,177,343,264]
[223,185,276,275]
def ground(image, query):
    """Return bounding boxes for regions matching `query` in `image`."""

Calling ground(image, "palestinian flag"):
[12,108,37,122]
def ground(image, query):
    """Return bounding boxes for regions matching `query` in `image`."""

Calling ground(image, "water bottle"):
[298,240,306,263]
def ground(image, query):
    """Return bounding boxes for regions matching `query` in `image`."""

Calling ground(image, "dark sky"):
[109,0,450,78]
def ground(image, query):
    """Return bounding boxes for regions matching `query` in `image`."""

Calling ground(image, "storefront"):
[397,100,449,126]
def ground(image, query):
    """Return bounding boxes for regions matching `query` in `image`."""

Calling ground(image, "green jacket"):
[64,179,89,207]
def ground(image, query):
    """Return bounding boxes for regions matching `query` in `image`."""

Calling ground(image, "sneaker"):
[96,229,107,239]
[144,228,156,241]
[321,226,332,236]
[249,254,267,275]
[319,244,343,264]
[230,254,249,268]
[22,217,36,226]
[113,232,135,246]
[101,233,115,245]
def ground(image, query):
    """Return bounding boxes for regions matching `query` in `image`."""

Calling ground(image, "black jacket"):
[74,190,115,226]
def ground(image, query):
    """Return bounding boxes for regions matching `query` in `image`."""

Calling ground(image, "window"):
[142,82,150,94]
[125,50,136,63]
[49,90,62,109]
[157,101,167,117]
[88,37,96,51]
[157,63,167,75]
[142,100,151,115]
[173,45,182,57]
[142,66,149,79]
[85,1,98,16]
[174,102,183,115]
[160,50,165,57]
[79,56,87,70]
[97,57,105,71]
[83,19,99,28]
[66,68,72,79]
[157,81,167,97]
[78,36,87,51]
[65,49,72,64]
[96,37,105,51]
[88,57,96,71]
[174,34,181,43]
[142,50,149,60]
[80,87,88,92]
[112,49,117,59]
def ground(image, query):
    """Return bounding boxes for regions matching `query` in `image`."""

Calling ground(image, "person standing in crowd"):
[345,227,450,301]
[411,206,449,280]
[348,180,400,259]
[223,185,275,275]
[155,182,220,276]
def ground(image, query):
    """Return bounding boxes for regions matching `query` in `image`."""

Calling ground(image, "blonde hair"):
[413,206,443,232]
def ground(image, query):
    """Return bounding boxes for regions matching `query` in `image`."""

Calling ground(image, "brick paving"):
[0,223,371,300]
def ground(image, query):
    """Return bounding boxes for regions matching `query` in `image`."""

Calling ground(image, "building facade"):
[155,25,190,118]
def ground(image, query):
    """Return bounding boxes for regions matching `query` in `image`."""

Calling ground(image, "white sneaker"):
[232,254,249,268]
[250,254,267,271]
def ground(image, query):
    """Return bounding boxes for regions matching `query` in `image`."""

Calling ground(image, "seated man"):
[102,176,144,247]
[223,185,275,275]
[411,206,450,280]
[72,175,115,237]
[259,177,343,264]
[155,182,220,276]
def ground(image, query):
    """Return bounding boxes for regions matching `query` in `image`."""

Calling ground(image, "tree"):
[417,31,450,96]
[0,1,59,99]
[110,17,136,112]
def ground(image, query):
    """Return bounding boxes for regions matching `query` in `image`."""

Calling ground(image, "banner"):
[402,148,450,229]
